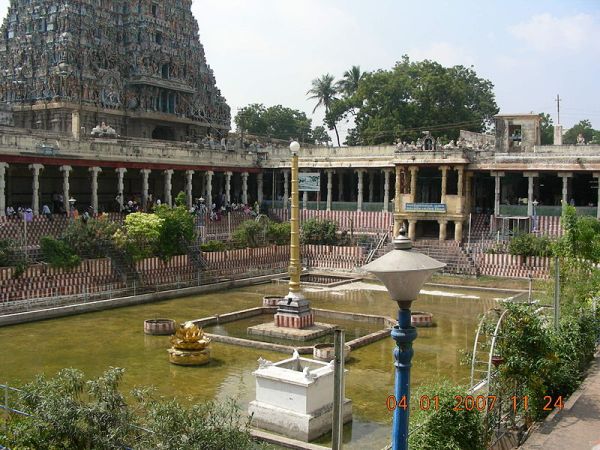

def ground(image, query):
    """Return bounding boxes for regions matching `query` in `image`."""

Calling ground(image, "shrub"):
[40,236,81,269]
[508,233,553,257]
[267,221,290,245]
[174,190,187,207]
[62,218,120,259]
[154,205,195,260]
[232,220,265,248]
[301,219,338,245]
[0,239,16,267]
[201,240,226,252]
[121,212,164,261]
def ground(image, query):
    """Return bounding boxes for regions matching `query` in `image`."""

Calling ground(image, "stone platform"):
[247,322,336,341]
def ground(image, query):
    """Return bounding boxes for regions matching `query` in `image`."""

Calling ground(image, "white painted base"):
[248,398,353,442]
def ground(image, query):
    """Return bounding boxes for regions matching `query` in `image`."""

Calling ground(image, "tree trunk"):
[333,123,341,147]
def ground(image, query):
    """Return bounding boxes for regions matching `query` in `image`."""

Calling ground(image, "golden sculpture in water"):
[168,321,211,366]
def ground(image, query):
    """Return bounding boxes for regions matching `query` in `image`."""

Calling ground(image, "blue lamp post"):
[363,231,445,450]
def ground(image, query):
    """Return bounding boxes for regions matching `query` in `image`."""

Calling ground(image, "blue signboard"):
[405,203,447,213]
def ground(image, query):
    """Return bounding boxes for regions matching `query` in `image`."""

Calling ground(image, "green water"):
[0,281,510,449]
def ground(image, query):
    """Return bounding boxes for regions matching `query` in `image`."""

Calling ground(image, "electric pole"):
[556,94,561,125]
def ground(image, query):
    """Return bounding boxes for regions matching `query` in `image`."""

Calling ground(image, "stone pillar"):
[256,172,263,204]
[558,172,572,207]
[409,166,419,201]
[438,220,447,241]
[141,169,151,210]
[163,169,173,206]
[303,191,308,210]
[383,169,391,212]
[0,163,7,216]
[185,170,194,209]
[368,171,374,203]
[29,164,44,215]
[225,171,233,204]
[338,170,344,201]
[356,169,365,212]
[465,171,474,214]
[455,220,463,242]
[59,165,72,214]
[524,172,538,216]
[241,172,249,204]
[116,167,127,211]
[206,170,214,206]
[71,111,80,140]
[408,220,417,241]
[393,166,402,236]
[326,170,334,211]
[457,166,465,213]
[492,171,504,217]
[283,170,289,210]
[554,125,563,146]
[88,167,101,215]
[440,165,449,203]
[594,173,600,220]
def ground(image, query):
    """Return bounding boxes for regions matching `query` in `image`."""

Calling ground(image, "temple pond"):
[0,281,513,449]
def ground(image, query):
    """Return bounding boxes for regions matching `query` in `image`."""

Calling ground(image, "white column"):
[338,170,344,201]
[141,169,151,210]
[368,170,374,203]
[594,173,600,219]
[303,190,308,210]
[88,167,101,215]
[439,220,447,241]
[0,163,8,216]
[163,169,173,206]
[383,169,391,212]
[116,167,127,211]
[356,169,364,212]
[440,165,449,204]
[457,166,464,213]
[525,172,538,216]
[326,169,334,211]
[256,172,264,204]
[29,164,44,215]
[283,170,289,210]
[185,170,194,209]
[409,166,418,201]
[59,165,72,214]
[241,172,249,204]
[225,171,233,204]
[205,170,214,205]
[558,172,572,207]
[492,171,504,217]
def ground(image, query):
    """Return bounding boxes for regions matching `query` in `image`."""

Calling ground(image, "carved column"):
[89,167,102,215]
[303,190,308,211]
[141,169,151,210]
[368,170,374,203]
[283,170,290,210]
[338,170,344,201]
[241,172,249,204]
[225,171,233,204]
[465,171,474,215]
[0,163,7,216]
[492,171,504,217]
[29,164,44,215]
[383,169,391,212]
[408,219,417,241]
[185,170,194,209]
[457,166,465,213]
[524,172,538,216]
[205,170,214,205]
[455,220,464,242]
[116,168,127,211]
[59,165,72,214]
[409,166,419,201]
[440,165,449,204]
[438,220,448,241]
[356,169,365,212]
[256,172,263,204]
[163,169,173,206]
[393,166,402,236]
[326,170,334,211]
[558,172,572,207]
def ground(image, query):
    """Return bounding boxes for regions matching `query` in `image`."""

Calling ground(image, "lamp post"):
[288,140,302,300]
[363,231,445,450]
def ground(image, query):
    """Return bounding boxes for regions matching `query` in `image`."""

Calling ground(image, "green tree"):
[154,204,195,260]
[119,212,164,260]
[539,112,554,145]
[234,103,313,142]
[234,103,268,137]
[40,236,81,269]
[563,119,596,145]
[312,125,331,145]
[336,65,364,97]
[301,219,338,245]
[307,73,341,146]
[344,56,498,145]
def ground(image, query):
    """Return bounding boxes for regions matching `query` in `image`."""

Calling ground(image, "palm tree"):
[307,74,341,146]
[336,65,363,97]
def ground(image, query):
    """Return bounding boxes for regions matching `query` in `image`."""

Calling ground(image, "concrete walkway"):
[520,350,600,450]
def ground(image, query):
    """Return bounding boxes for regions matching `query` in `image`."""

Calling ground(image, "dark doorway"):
[152,126,175,141]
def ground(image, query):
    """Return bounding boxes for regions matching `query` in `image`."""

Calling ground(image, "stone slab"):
[247,322,336,341]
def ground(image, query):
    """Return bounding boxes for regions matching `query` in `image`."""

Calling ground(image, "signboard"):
[405,203,447,213]
[299,173,321,192]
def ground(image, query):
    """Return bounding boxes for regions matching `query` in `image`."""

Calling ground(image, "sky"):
[1,0,598,140]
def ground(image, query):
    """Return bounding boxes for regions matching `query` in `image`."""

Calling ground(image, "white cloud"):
[407,42,475,67]
[509,13,600,53]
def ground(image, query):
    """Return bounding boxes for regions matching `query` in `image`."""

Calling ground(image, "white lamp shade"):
[290,141,300,154]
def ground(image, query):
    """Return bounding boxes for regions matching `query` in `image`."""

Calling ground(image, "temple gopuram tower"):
[0,0,230,141]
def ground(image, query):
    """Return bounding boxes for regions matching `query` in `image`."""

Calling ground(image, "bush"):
[154,205,195,260]
[232,220,265,248]
[267,221,290,245]
[301,219,338,245]
[40,236,81,269]
[0,239,16,267]
[508,233,553,257]
[120,212,164,261]
[62,218,120,259]
[201,240,226,252]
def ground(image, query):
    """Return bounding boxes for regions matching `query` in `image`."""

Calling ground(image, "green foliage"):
[307,73,341,146]
[539,112,554,145]
[232,219,266,248]
[335,56,498,145]
[200,240,227,252]
[120,212,165,260]
[409,380,485,450]
[4,368,258,450]
[301,219,338,245]
[335,65,365,97]
[235,103,313,142]
[508,233,554,257]
[40,236,81,269]
[0,238,16,267]
[62,217,120,259]
[154,205,195,261]
[312,125,331,145]
[267,221,291,245]
[175,190,187,207]
[563,119,600,145]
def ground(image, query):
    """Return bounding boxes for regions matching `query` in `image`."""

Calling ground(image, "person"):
[569,198,575,206]
[81,209,90,224]
[5,205,15,217]
[42,204,52,221]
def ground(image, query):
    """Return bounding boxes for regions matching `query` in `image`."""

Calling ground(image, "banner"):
[299,173,321,192]
[405,203,447,213]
